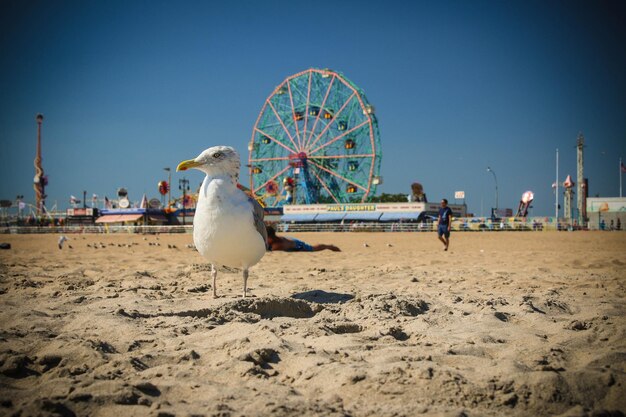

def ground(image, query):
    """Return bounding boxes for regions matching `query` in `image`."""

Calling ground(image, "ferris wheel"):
[248,68,382,206]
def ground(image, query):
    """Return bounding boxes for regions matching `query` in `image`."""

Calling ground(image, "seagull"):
[177,146,267,298]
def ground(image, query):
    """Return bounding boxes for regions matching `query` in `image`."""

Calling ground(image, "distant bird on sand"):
[177,146,267,298]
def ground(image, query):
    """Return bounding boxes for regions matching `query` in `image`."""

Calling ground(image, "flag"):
[104,196,112,209]
[621,161,626,173]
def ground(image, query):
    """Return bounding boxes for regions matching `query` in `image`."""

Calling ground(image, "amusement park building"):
[586,197,626,230]
[64,202,467,226]
[94,208,169,225]
[279,202,467,223]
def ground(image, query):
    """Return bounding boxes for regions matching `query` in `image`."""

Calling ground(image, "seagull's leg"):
[242,268,249,298]
[211,263,218,298]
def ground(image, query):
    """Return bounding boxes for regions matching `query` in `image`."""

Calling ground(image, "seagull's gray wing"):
[249,196,267,245]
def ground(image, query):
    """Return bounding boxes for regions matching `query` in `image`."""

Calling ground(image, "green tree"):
[367,193,409,203]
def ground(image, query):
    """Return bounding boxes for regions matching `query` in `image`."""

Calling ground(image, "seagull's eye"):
[213,152,222,159]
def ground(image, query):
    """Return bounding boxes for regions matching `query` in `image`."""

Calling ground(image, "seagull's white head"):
[176,146,240,182]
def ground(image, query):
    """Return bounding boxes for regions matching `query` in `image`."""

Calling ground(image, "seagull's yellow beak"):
[176,159,201,172]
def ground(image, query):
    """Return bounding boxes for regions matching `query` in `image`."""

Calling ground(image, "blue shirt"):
[438,206,453,226]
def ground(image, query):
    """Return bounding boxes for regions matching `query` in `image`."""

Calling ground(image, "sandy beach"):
[0,231,624,417]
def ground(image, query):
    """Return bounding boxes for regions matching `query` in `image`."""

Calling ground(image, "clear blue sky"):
[1,0,625,216]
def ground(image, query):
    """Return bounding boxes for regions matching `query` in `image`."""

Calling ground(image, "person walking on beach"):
[437,199,453,251]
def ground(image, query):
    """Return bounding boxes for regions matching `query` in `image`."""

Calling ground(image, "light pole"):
[179,177,190,225]
[164,167,172,208]
[16,195,24,222]
[486,166,498,218]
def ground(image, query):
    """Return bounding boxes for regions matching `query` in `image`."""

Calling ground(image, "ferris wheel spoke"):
[311,154,375,160]
[286,81,303,149]
[306,91,357,152]
[304,74,335,148]
[250,156,291,162]
[308,159,368,192]
[301,71,314,149]
[254,128,297,154]
[287,75,310,105]
[252,164,292,195]
[267,100,300,152]
[304,75,338,149]
[309,165,341,204]
[309,119,369,155]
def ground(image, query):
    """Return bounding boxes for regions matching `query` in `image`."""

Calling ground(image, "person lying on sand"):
[266,225,341,252]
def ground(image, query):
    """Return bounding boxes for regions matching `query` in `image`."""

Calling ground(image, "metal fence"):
[1,218,579,234]
[277,219,566,233]
[0,225,193,235]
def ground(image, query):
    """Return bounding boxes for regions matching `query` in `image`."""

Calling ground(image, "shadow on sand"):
[291,290,354,304]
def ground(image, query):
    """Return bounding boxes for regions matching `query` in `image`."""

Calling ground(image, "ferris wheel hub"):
[289,152,308,168]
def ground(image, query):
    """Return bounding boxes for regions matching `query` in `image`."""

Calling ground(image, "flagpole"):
[620,157,623,198]
[555,148,559,220]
